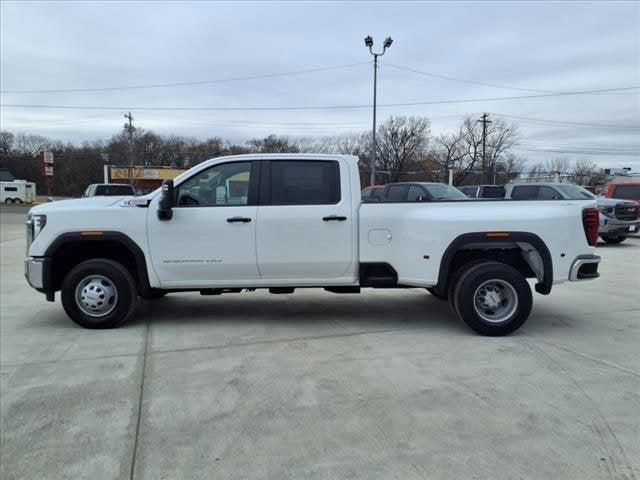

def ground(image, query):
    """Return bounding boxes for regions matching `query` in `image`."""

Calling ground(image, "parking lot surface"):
[1,205,639,480]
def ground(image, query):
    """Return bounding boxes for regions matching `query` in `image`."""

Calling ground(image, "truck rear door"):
[255,159,353,279]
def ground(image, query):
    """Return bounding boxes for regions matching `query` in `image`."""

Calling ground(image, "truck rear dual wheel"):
[61,259,137,329]
[451,261,532,336]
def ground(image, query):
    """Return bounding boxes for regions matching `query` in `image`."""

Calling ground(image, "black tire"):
[447,259,490,316]
[426,287,446,300]
[13,198,22,204]
[452,261,532,336]
[61,259,137,329]
[141,289,168,299]
[601,235,626,244]
[5,198,12,204]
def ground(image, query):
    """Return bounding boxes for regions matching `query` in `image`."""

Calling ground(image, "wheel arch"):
[435,232,553,297]
[44,231,152,296]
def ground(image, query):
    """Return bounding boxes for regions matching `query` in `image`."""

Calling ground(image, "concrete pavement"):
[1,208,639,479]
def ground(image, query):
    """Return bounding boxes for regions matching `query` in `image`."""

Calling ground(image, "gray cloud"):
[1,0,638,168]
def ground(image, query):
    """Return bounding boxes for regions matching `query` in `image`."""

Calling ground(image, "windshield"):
[423,184,468,200]
[555,184,596,200]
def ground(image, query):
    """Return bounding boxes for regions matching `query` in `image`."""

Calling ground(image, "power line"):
[384,63,636,96]
[492,113,639,130]
[0,62,370,94]
[513,147,639,157]
[2,86,637,112]
[385,63,562,94]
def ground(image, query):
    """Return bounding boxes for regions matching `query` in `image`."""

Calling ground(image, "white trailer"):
[1,180,37,204]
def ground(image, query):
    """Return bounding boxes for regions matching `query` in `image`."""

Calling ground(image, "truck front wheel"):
[452,261,532,336]
[600,235,626,244]
[61,259,137,329]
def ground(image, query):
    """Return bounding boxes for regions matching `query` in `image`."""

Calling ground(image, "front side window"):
[385,185,409,202]
[269,161,338,205]
[511,186,539,200]
[538,186,563,200]
[459,187,478,198]
[482,186,506,198]
[407,185,426,201]
[177,161,252,207]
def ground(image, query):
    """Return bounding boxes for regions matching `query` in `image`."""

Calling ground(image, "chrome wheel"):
[473,279,518,323]
[74,274,118,317]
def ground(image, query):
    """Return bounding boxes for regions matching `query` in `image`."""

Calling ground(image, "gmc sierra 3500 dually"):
[25,154,601,336]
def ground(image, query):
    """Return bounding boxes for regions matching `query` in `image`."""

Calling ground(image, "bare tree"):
[545,157,571,175]
[13,132,53,156]
[422,130,468,183]
[572,158,597,185]
[0,130,14,160]
[374,116,431,183]
[485,118,520,183]
[247,134,299,153]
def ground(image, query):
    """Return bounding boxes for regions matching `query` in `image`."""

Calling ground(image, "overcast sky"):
[1,1,638,168]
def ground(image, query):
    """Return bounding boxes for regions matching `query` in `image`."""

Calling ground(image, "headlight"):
[27,214,47,240]
[598,206,614,217]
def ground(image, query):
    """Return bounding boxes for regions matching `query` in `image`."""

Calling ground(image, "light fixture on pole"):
[364,35,393,186]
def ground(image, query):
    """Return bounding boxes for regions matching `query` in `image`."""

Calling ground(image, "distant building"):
[106,165,187,194]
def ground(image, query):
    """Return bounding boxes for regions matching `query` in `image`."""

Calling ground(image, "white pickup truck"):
[25,154,601,336]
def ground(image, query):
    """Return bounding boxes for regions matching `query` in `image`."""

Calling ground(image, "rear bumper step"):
[569,255,601,282]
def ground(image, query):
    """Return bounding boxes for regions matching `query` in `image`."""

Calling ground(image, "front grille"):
[615,204,639,221]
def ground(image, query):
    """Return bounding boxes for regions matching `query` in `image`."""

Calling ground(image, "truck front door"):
[147,160,261,287]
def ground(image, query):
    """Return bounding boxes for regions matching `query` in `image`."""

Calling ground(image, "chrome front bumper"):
[24,257,45,289]
[569,255,601,282]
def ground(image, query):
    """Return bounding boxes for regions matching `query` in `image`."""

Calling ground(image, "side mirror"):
[157,179,174,221]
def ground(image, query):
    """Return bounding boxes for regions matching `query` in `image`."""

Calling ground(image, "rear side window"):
[385,185,409,202]
[268,161,339,205]
[511,186,539,200]
[4,186,18,192]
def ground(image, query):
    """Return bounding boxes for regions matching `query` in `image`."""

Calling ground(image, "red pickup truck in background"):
[604,182,640,204]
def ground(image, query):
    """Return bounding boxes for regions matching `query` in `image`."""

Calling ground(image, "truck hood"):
[596,197,637,208]
[29,196,131,214]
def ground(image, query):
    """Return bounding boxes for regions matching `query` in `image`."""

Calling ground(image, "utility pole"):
[478,113,492,183]
[124,112,134,185]
[364,35,393,186]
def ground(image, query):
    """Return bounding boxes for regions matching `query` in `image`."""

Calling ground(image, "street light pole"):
[364,35,393,186]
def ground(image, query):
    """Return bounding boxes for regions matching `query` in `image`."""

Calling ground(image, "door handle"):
[227,217,252,223]
[322,215,347,221]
